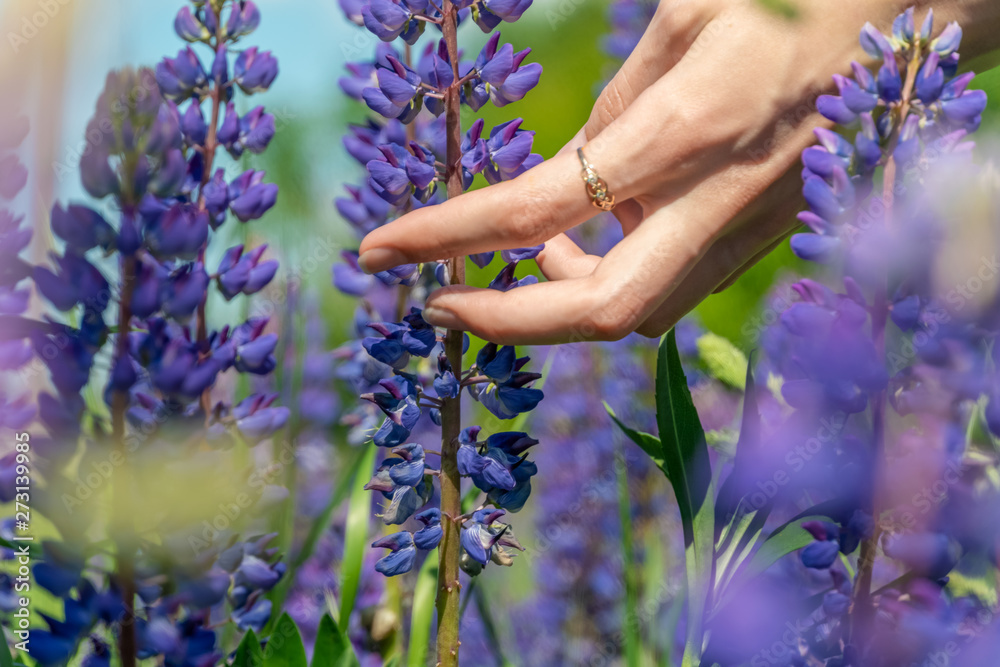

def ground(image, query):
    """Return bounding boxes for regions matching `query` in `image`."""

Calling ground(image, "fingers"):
[711,235,789,295]
[585,1,717,138]
[356,0,724,276]
[634,231,790,339]
[422,197,715,345]
[633,166,806,336]
[533,233,599,281]
[358,150,602,274]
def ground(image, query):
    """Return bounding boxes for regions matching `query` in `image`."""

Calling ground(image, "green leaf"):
[655,331,715,667]
[947,558,999,608]
[268,444,370,632]
[608,331,717,667]
[312,614,360,667]
[656,330,714,535]
[263,614,308,667]
[384,657,402,667]
[714,516,825,614]
[696,333,748,390]
[407,552,439,667]
[235,629,264,667]
[0,638,14,667]
[339,443,378,624]
[606,404,663,470]
[713,506,761,595]
[714,355,769,590]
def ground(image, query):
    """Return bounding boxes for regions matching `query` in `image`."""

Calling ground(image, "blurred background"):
[5,0,1000,665]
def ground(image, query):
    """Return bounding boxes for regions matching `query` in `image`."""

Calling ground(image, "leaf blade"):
[655,331,715,667]
[339,443,378,624]
[312,614,360,667]
[606,402,664,470]
[407,552,439,667]
[263,614,308,667]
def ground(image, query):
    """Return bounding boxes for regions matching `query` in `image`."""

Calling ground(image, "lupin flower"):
[361,0,426,44]
[371,532,417,576]
[332,4,547,665]
[215,244,278,299]
[475,0,532,30]
[464,33,541,110]
[364,55,425,121]
[470,343,544,419]
[21,6,288,662]
[228,169,279,221]
[362,308,436,369]
[156,47,208,101]
[797,14,985,265]
[233,46,278,93]
[413,508,443,549]
[461,118,542,185]
[366,141,437,205]
[144,203,209,260]
[459,508,524,570]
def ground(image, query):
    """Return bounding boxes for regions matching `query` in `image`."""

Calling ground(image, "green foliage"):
[606,407,663,470]
[653,331,715,543]
[407,553,439,667]
[0,639,14,667]
[340,444,378,624]
[713,517,819,612]
[269,444,371,631]
[235,629,264,667]
[263,614,308,667]
[609,330,716,667]
[615,440,641,667]
[696,333,749,390]
[313,615,360,667]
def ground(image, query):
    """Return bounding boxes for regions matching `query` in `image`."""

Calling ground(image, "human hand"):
[357,0,1000,345]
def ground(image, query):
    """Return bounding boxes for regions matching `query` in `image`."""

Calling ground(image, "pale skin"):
[357,0,1000,345]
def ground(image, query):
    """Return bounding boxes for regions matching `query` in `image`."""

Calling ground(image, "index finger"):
[357,149,596,274]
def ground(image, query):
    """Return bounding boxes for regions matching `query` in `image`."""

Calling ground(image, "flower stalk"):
[436,2,465,662]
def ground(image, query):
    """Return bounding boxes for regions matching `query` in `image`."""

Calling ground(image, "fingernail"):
[422,305,461,330]
[358,248,408,274]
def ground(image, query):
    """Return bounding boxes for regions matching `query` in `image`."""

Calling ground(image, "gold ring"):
[578,147,616,212]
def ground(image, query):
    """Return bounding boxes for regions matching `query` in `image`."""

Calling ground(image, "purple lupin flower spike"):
[17,3,286,666]
[330,0,548,661]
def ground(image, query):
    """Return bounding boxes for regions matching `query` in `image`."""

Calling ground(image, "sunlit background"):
[5,0,1000,664]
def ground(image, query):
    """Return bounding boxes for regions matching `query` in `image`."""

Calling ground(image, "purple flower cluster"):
[739,10,1000,664]
[27,533,286,666]
[11,2,289,664]
[332,0,547,592]
[793,9,984,264]
[0,101,33,429]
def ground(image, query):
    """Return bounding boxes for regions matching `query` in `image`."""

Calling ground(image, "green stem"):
[849,42,921,646]
[615,444,640,667]
[435,1,466,664]
[112,252,137,667]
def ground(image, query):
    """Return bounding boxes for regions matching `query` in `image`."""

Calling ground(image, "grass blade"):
[655,331,715,667]
[339,443,378,624]
[268,444,370,632]
[407,551,439,667]
[615,438,641,667]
